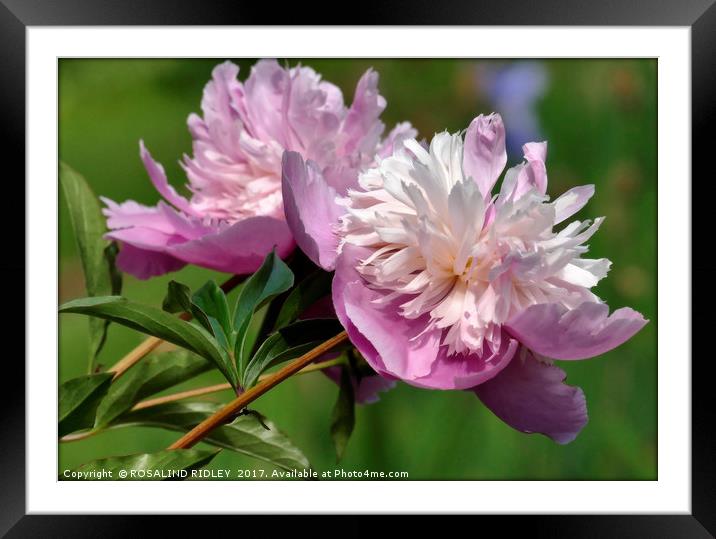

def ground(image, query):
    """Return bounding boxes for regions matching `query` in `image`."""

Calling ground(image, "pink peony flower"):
[282,112,648,443]
[103,59,416,279]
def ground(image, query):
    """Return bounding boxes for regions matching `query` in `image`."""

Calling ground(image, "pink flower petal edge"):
[104,193,294,278]
[115,243,187,280]
[281,152,343,271]
[473,348,588,444]
[167,216,295,275]
[505,301,649,360]
[463,113,507,198]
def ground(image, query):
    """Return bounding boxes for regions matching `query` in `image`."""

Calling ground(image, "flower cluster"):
[104,60,647,444]
[103,60,414,279]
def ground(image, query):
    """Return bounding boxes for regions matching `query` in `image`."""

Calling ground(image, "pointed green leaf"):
[60,162,121,371]
[58,372,113,437]
[233,250,294,332]
[191,280,232,350]
[162,280,193,314]
[115,402,311,472]
[192,281,231,335]
[330,367,355,462]
[62,448,219,480]
[233,251,294,376]
[273,270,334,330]
[210,413,311,473]
[243,318,344,388]
[94,350,211,428]
[163,280,232,351]
[59,296,239,389]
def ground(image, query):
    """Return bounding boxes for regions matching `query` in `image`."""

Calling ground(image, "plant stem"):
[107,336,164,379]
[59,355,349,443]
[60,430,100,443]
[132,383,233,410]
[132,356,347,410]
[107,274,246,380]
[168,331,348,449]
[279,355,346,375]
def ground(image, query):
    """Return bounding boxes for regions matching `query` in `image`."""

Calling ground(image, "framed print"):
[4,0,713,536]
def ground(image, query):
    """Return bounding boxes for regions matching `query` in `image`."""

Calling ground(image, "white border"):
[28,27,690,514]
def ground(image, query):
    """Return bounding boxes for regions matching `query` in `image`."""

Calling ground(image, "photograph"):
[57,57,657,481]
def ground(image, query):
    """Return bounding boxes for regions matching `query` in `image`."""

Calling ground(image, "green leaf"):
[243,318,344,388]
[233,251,294,377]
[273,270,333,330]
[163,280,232,351]
[115,402,311,472]
[62,448,219,480]
[60,162,121,372]
[192,280,232,349]
[94,350,211,428]
[192,281,231,333]
[162,280,193,314]
[211,413,311,473]
[330,367,355,462]
[59,296,239,389]
[87,317,109,372]
[58,373,113,437]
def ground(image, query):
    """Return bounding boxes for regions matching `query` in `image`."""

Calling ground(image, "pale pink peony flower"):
[282,112,648,443]
[103,59,415,279]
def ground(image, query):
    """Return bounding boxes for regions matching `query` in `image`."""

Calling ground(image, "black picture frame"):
[3,1,712,536]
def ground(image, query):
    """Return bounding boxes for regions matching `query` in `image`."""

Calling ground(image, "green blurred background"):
[59,59,657,480]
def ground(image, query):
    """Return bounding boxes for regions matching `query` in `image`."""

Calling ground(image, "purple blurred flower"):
[476,61,548,159]
[103,60,415,279]
[282,112,648,443]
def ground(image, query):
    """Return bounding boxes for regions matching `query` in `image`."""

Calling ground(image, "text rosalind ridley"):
[61,468,410,480]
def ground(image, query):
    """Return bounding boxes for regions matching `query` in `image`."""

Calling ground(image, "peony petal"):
[103,198,211,249]
[523,140,547,163]
[333,244,424,379]
[183,61,251,196]
[286,66,345,161]
[102,198,180,237]
[505,301,648,360]
[168,216,294,275]
[474,348,588,444]
[462,113,507,198]
[410,335,518,390]
[505,141,549,201]
[102,197,193,279]
[377,122,418,159]
[340,279,439,382]
[115,243,186,280]
[323,366,396,405]
[552,184,595,224]
[104,197,293,278]
[243,59,291,145]
[333,244,516,390]
[198,61,242,136]
[105,226,179,251]
[139,141,199,217]
[340,69,387,157]
[353,373,397,403]
[282,151,343,270]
